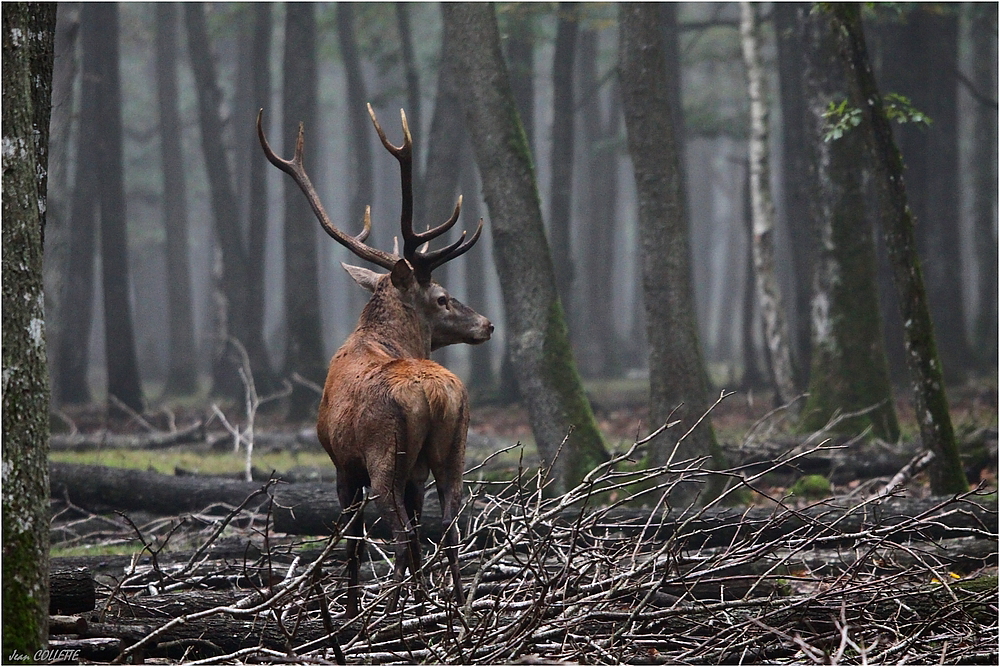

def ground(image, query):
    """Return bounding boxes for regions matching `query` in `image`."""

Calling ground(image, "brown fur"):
[317,262,488,617]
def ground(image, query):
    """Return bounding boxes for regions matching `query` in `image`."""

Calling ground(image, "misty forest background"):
[43,2,996,439]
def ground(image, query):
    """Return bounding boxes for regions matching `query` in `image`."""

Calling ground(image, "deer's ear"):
[389,258,415,289]
[342,263,383,293]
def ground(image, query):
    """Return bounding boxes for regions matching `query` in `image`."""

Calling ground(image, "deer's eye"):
[437,296,448,307]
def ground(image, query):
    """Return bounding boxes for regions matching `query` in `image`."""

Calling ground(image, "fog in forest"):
[43,2,997,410]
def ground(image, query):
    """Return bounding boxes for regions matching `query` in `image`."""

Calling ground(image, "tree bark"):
[969,3,998,367]
[548,3,579,311]
[618,3,723,485]
[875,7,971,379]
[773,3,815,385]
[577,29,622,379]
[797,6,899,442]
[55,4,99,406]
[502,3,536,152]
[830,4,967,496]
[459,144,496,393]
[442,3,608,492]
[91,4,145,415]
[3,1,56,651]
[246,4,275,393]
[184,3,274,400]
[336,4,374,237]
[42,4,78,404]
[739,2,798,407]
[282,3,325,420]
[155,3,198,397]
[396,2,423,222]
[50,570,96,616]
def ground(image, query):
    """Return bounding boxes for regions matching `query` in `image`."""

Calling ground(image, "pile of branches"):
[51,436,997,665]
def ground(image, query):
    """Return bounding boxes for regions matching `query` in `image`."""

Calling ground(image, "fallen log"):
[49,422,204,452]
[718,429,997,483]
[50,568,96,614]
[50,463,997,547]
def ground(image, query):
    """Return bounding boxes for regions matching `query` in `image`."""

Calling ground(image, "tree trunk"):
[2,2,56,652]
[155,3,197,397]
[282,3,325,420]
[502,4,536,152]
[548,3,579,310]
[739,2,798,407]
[42,4,78,404]
[246,4,275,393]
[740,163,768,389]
[830,4,967,496]
[184,3,273,400]
[93,3,144,416]
[797,7,899,442]
[969,4,998,368]
[443,3,608,492]
[618,3,723,486]
[496,4,538,403]
[421,15,465,235]
[336,4,374,235]
[396,3,423,222]
[55,5,99,406]
[874,7,970,380]
[773,3,815,385]
[460,142,496,393]
[577,29,622,379]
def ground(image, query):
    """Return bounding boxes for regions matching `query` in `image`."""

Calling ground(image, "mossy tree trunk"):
[739,2,798,407]
[830,4,967,495]
[443,2,608,492]
[618,3,725,493]
[798,6,899,441]
[2,1,56,654]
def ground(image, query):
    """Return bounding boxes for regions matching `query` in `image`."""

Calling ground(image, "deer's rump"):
[317,357,467,474]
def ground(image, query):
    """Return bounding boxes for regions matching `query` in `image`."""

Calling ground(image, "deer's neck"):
[355,286,431,359]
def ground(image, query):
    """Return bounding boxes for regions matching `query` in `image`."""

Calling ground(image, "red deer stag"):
[257,106,492,618]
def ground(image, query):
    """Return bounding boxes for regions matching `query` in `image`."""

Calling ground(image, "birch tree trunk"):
[830,4,967,495]
[2,2,56,651]
[443,2,608,492]
[619,3,725,493]
[739,1,798,408]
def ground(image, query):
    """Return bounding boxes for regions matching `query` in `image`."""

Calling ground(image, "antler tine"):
[257,109,397,270]
[422,218,485,275]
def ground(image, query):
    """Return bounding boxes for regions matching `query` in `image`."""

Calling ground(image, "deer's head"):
[257,105,492,355]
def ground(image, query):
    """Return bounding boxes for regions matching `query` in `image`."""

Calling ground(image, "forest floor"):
[50,374,998,495]
[46,376,998,664]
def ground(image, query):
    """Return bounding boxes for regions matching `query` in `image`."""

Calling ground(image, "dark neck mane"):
[355,281,430,359]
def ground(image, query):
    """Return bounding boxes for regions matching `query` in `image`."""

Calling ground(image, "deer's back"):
[317,341,468,475]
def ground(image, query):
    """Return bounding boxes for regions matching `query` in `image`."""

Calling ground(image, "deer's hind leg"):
[428,421,468,606]
[336,468,367,619]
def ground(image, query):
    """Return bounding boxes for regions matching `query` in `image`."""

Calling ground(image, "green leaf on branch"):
[823,94,932,142]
